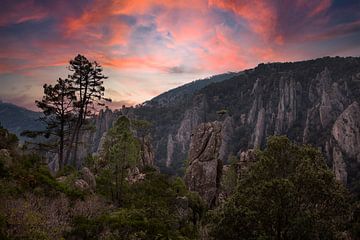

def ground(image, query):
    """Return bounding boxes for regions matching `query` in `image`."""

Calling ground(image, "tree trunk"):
[59,122,64,170]
[65,118,79,166]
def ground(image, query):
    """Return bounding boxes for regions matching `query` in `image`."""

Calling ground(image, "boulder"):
[126,167,146,184]
[74,179,90,191]
[80,167,96,190]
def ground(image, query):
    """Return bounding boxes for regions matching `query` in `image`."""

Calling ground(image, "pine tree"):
[31,78,75,169]
[65,54,111,166]
[102,116,140,205]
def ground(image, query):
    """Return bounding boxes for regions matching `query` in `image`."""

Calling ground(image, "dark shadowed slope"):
[146,72,242,107]
[0,102,43,140]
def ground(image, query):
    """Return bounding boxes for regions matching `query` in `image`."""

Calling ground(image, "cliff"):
[130,56,360,189]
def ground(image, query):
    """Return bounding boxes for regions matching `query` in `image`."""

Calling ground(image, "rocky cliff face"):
[330,101,360,184]
[131,56,360,189]
[67,108,156,170]
[184,121,222,207]
[76,108,117,162]
[139,136,155,167]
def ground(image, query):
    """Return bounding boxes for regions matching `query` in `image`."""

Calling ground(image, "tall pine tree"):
[66,54,111,166]
[33,78,75,169]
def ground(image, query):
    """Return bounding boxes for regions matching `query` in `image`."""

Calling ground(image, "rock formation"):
[236,149,257,176]
[184,121,222,207]
[126,167,146,184]
[332,102,360,160]
[80,167,96,190]
[57,167,97,193]
[0,149,12,169]
[330,101,360,184]
[130,57,360,188]
[139,136,155,167]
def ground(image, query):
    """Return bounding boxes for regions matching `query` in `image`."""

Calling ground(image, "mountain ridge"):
[0,101,43,140]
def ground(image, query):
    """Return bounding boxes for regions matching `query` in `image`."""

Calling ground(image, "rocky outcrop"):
[57,167,96,192]
[332,146,348,184]
[126,167,146,184]
[92,108,117,152]
[184,121,222,207]
[237,149,257,176]
[80,167,96,190]
[274,77,298,134]
[75,108,117,165]
[0,149,12,169]
[139,136,155,167]
[74,179,90,191]
[166,134,174,167]
[329,101,360,184]
[166,95,204,167]
[219,116,234,162]
[332,102,360,160]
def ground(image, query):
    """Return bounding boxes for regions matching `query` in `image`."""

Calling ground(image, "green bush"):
[209,136,351,240]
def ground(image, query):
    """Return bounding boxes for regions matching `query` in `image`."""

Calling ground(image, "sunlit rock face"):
[184,121,222,208]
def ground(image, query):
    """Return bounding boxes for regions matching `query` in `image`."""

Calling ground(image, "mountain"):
[145,72,242,107]
[126,56,360,191]
[2,57,360,190]
[0,102,43,141]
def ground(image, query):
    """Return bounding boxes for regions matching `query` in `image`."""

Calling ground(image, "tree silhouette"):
[24,78,75,169]
[65,54,111,166]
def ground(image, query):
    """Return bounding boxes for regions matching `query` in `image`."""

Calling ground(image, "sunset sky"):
[1,0,360,110]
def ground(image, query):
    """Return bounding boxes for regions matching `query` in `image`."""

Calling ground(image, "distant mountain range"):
[0,101,43,141]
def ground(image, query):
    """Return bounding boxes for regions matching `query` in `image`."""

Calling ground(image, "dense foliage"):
[69,170,204,239]
[209,136,353,240]
[0,122,204,239]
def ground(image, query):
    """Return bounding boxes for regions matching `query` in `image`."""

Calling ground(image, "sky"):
[1,0,360,110]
